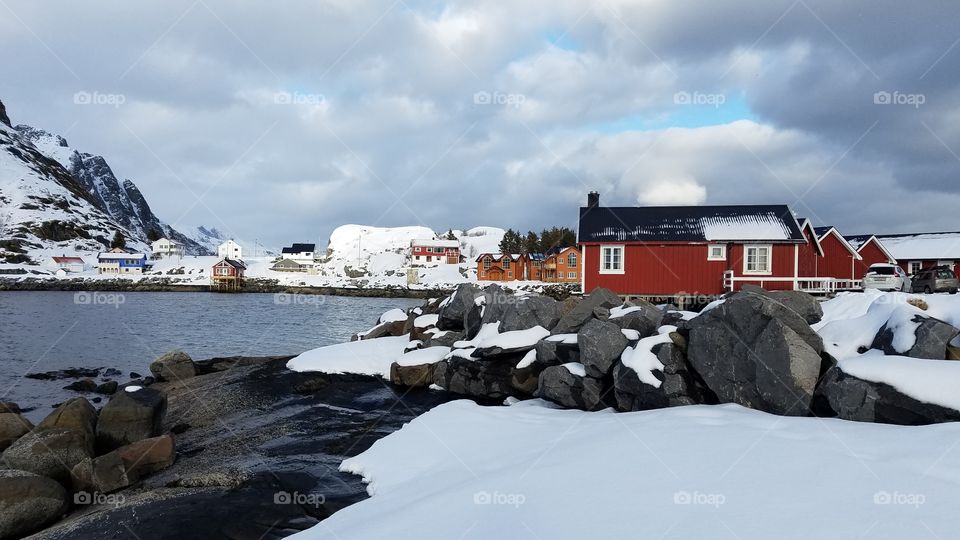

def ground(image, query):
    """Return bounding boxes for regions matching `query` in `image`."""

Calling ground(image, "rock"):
[25,367,101,381]
[578,319,629,378]
[103,368,122,377]
[36,397,97,447]
[115,434,176,477]
[462,284,509,339]
[2,428,94,482]
[424,330,464,348]
[742,285,823,324]
[949,345,960,361]
[149,350,196,382]
[0,470,68,539]
[552,288,622,334]
[0,413,33,451]
[533,339,579,368]
[610,301,662,338]
[535,365,606,411]
[95,381,119,395]
[813,367,960,425]
[686,290,825,416]
[64,378,98,392]
[437,283,482,331]
[129,371,142,379]
[0,402,19,414]
[871,314,960,360]
[499,296,561,332]
[389,362,437,387]
[71,451,136,494]
[613,343,710,412]
[433,357,519,400]
[96,387,167,452]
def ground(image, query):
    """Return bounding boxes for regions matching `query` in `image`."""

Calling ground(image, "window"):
[568,271,577,279]
[744,245,772,274]
[600,245,624,274]
[503,258,511,270]
[708,244,727,261]
[567,252,577,267]
[483,258,492,270]
[909,262,922,275]
[508,271,513,278]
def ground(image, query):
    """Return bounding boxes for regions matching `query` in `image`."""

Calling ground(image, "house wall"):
[816,233,857,280]
[896,259,960,277]
[477,256,519,281]
[583,242,806,295]
[544,247,581,283]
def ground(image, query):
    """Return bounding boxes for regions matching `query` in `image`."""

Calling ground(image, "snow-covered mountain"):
[12,121,209,256]
[183,224,275,257]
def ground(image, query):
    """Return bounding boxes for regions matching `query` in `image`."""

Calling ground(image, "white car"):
[862,263,911,292]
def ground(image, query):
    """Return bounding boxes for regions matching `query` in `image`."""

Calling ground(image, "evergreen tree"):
[523,231,540,254]
[445,229,457,240]
[498,229,523,254]
[110,231,126,249]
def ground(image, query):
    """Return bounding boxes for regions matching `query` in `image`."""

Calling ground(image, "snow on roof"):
[281,243,316,253]
[97,252,146,260]
[411,239,460,248]
[52,256,84,263]
[873,232,960,260]
[578,205,804,243]
[475,253,522,262]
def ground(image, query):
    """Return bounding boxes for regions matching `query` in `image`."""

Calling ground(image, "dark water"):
[0,291,421,421]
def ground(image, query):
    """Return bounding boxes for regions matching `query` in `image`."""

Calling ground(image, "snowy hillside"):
[0,105,149,265]
[183,224,275,257]
[11,117,208,255]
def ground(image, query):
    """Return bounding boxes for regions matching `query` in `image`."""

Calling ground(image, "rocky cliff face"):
[10,115,209,256]
[0,100,9,127]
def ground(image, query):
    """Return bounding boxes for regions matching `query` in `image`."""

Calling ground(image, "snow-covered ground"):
[291,400,960,540]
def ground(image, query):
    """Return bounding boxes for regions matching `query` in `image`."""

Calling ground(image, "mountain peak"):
[0,100,9,126]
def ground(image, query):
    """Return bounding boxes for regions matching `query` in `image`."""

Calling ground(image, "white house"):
[150,237,183,259]
[218,239,243,260]
[50,256,85,274]
[97,252,147,274]
[280,243,317,266]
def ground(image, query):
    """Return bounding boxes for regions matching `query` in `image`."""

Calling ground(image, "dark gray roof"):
[814,226,834,237]
[578,205,805,243]
[281,243,315,254]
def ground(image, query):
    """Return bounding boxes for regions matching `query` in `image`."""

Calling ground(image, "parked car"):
[862,263,911,292]
[910,266,959,294]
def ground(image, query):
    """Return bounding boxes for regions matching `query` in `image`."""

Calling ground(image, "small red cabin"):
[411,239,460,265]
[211,258,246,292]
[577,193,822,296]
[813,226,862,280]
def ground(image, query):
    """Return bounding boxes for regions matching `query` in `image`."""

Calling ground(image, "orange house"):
[542,246,581,283]
[476,253,523,281]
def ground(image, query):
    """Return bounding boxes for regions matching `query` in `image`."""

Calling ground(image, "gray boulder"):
[389,362,437,387]
[610,301,662,337]
[2,428,94,482]
[686,291,825,416]
[37,397,97,437]
[96,387,167,452]
[742,285,823,324]
[424,330,464,348]
[613,342,709,411]
[149,350,196,382]
[0,470,68,539]
[499,296,561,332]
[579,319,629,378]
[871,314,959,360]
[0,413,33,451]
[70,451,136,494]
[814,366,960,425]
[552,288,622,334]
[535,365,606,411]
[437,283,482,331]
[433,356,535,399]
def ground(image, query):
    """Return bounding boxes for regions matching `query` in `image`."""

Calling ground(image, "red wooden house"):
[476,253,523,281]
[812,226,862,280]
[211,258,246,292]
[411,239,460,266]
[577,193,825,296]
[849,232,960,277]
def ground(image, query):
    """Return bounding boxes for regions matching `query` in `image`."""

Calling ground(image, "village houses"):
[150,237,183,259]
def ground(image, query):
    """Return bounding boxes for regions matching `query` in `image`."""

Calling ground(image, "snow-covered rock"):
[287,336,411,377]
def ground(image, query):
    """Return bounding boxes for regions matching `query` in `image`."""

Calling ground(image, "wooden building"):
[211,258,246,292]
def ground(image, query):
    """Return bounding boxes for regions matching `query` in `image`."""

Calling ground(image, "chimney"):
[587,191,599,209]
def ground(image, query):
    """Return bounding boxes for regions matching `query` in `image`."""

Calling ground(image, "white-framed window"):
[600,245,624,274]
[503,258,511,270]
[483,258,492,270]
[743,245,772,275]
[910,261,922,275]
[708,244,727,261]
[567,271,577,279]
[567,252,577,267]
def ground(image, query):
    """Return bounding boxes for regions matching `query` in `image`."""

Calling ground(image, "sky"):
[1,0,959,249]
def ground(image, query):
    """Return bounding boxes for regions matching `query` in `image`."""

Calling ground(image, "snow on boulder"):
[577,319,628,378]
[614,328,708,412]
[379,309,409,324]
[814,351,960,425]
[871,309,959,360]
[437,283,482,331]
[287,336,410,377]
[471,326,550,359]
[389,347,452,387]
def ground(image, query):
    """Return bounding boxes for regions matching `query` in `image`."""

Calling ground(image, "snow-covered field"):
[292,400,960,540]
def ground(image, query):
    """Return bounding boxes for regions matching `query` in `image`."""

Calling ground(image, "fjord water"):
[0,291,421,421]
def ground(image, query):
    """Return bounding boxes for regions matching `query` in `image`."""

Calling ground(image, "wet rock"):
[103,368,122,378]
[0,470,68,539]
[25,367,101,381]
[0,402,19,414]
[95,381,119,395]
[0,413,33,451]
[64,378,98,392]
[96,387,167,452]
[149,350,196,382]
